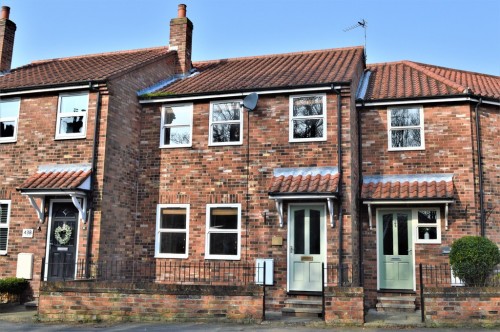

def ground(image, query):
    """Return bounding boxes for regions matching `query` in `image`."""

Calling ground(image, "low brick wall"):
[39,281,263,323]
[424,287,500,327]
[324,287,364,324]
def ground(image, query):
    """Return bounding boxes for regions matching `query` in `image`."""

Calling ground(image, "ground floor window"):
[0,200,10,255]
[155,204,189,258]
[205,204,241,260]
[415,209,441,243]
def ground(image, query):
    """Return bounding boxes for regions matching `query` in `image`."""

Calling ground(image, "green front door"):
[378,210,414,290]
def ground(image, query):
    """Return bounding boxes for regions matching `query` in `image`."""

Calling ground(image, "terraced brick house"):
[0,5,180,297]
[356,61,500,310]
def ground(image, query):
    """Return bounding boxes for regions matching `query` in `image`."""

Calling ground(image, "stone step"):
[284,299,322,306]
[282,307,322,317]
[377,296,415,302]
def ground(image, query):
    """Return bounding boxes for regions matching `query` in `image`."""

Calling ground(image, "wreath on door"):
[54,224,72,245]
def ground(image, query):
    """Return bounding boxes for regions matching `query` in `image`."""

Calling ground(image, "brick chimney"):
[0,6,16,72]
[169,4,193,74]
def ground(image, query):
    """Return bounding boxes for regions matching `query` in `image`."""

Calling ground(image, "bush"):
[0,277,29,295]
[449,236,500,286]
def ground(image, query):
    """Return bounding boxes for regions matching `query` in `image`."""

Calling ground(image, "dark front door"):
[47,202,79,281]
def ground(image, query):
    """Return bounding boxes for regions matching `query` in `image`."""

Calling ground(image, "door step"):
[282,297,322,318]
[376,296,416,312]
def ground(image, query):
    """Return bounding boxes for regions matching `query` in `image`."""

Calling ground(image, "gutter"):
[356,96,500,107]
[0,82,102,97]
[333,85,344,286]
[474,98,485,237]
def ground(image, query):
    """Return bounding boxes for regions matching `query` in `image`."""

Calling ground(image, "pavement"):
[0,303,497,331]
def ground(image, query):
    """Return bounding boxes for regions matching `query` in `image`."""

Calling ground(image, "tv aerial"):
[344,19,368,59]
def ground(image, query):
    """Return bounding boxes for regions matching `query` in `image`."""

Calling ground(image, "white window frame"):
[387,106,425,151]
[55,92,89,140]
[209,100,243,146]
[160,103,193,148]
[0,200,11,255]
[0,98,20,143]
[155,204,190,259]
[289,93,327,143]
[205,203,241,260]
[414,208,441,244]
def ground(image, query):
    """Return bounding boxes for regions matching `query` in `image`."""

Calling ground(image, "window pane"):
[0,204,7,224]
[160,232,186,254]
[161,208,186,229]
[212,123,240,142]
[210,208,237,229]
[418,226,437,240]
[0,121,15,138]
[212,102,240,121]
[164,126,191,145]
[397,213,409,256]
[209,233,237,255]
[309,209,321,255]
[391,108,420,127]
[60,94,88,114]
[391,129,421,147]
[0,100,19,118]
[0,228,7,251]
[293,119,323,139]
[382,214,393,255]
[294,209,305,255]
[164,107,191,125]
[59,116,84,134]
[418,210,437,224]
[293,96,323,116]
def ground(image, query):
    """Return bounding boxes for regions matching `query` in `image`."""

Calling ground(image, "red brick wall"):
[38,282,263,323]
[424,287,500,327]
[360,102,479,307]
[324,287,364,324]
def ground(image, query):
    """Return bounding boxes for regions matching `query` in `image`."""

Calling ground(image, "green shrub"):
[449,236,500,286]
[0,277,29,295]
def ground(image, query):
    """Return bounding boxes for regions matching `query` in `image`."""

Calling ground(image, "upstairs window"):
[209,101,242,146]
[56,93,88,139]
[205,204,241,260]
[0,201,11,255]
[388,106,424,150]
[0,99,20,143]
[160,103,193,148]
[155,204,189,258]
[289,94,327,142]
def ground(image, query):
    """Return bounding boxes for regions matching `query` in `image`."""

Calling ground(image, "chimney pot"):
[1,6,10,20]
[178,4,186,18]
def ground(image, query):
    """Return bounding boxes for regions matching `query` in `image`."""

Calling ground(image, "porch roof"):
[18,164,92,192]
[269,167,339,197]
[361,173,454,201]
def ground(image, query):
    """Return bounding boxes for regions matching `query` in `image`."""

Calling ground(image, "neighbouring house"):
[0,3,498,322]
[357,61,500,310]
[0,5,180,297]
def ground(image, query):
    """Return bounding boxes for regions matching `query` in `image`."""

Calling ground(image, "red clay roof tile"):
[361,174,454,200]
[269,167,339,195]
[149,47,364,97]
[19,164,91,190]
[0,47,171,91]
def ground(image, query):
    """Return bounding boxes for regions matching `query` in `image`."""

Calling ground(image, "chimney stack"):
[169,4,193,74]
[0,6,16,72]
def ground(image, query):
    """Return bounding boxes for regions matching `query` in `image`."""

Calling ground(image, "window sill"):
[208,142,243,147]
[155,254,188,259]
[388,147,425,152]
[159,144,192,149]
[205,255,241,261]
[289,138,327,143]
[0,139,17,144]
[54,135,87,140]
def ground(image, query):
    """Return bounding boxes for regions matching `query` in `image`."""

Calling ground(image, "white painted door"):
[288,204,326,292]
[377,210,414,290]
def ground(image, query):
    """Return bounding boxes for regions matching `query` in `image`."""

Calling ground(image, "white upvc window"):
[155,204,189,258]
[205,204,241,260]
[289,94,327,142]
[160,103,193,148]
[387,106,425,150]
[209,100,243,146]
[414,208,441,244]
[55,92,89,139]
[0,99,20,143]
[0,200,11,255]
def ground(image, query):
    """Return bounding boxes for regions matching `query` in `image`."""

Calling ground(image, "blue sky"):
[5,0,500,75]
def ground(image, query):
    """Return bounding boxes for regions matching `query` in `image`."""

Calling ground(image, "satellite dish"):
[242,93,258,111]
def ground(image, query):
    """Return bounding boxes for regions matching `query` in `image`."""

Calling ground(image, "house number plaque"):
[301,256,313,261]
[22,229,34,238]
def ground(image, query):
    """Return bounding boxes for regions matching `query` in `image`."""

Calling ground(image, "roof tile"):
[19,164,91,190]
[269,167,339,195]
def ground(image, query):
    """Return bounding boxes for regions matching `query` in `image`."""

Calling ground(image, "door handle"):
[290,246,294,254]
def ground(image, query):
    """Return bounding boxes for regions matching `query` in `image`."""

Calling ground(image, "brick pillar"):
[169,4,193,74]
[0,6,16,72]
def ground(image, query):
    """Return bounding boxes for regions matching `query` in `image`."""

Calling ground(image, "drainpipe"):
[85,84,101,271]
[357,99,364,287]
[474,98,484,237]
[333,85,343,285]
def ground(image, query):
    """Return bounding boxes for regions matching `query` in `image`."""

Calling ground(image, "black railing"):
[420,263,500,287]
